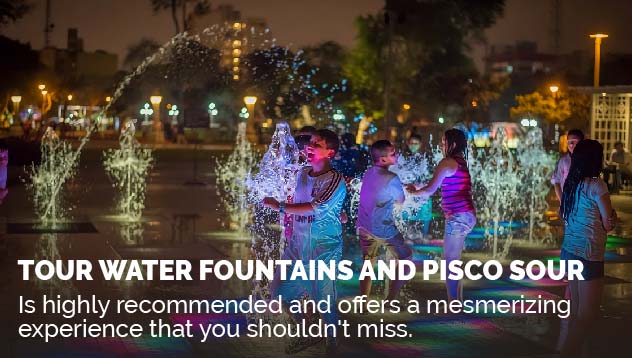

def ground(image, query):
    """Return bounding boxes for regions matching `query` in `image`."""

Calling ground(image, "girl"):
[407,128,476,301]
[559,139,616,357]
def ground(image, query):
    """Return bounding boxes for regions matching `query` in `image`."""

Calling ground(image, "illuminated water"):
[103,121,153,222]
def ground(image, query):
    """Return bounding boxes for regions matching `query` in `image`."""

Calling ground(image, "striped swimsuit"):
[440,155,475,216]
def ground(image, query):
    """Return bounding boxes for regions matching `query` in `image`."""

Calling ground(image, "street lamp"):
[38,84,46,91]
[589,33,608,87]
[549,85,559,95]
[67,94,73,101]
[140,103,154,124]
[168,104,180,125]
[11,96,22,114]
[243,96,257,120]
[105,96,112,103]
[208,102,219,128]
[150,95,162,105]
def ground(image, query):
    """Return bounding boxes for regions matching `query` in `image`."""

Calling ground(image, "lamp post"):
[140,103,154,124]
[149,95,164,143]
[208,102,219,128]
[168,104,180,125]
[11,96,22,114]
[243,96,258,143]
[589,33,608,87]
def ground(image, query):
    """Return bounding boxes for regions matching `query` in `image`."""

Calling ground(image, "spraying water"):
[469,127,521,258]
[103,121,154,222]
[215,122,258,234]
[246,122,301,299]
[27,128,86,227]
[516,127,556,243]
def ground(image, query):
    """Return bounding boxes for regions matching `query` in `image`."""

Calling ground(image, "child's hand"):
[405,184,417,193]
[340,211,348,224]
[262,197,279,210]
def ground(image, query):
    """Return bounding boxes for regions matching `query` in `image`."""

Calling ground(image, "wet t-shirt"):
[562,178,609,261]
[284,166,347,262]
[357,166,405,239]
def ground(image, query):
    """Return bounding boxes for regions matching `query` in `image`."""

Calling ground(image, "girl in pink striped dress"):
[407,128,476,301]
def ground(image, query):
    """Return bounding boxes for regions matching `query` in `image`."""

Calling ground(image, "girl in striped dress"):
[407,128,476,301]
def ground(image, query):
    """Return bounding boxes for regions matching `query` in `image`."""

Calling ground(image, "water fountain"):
[103,120,154,222]
[469,128,521,258]
[215,122,258,235]
[515,127,556,243]
[245,122,301,299]
[27,127,86,228]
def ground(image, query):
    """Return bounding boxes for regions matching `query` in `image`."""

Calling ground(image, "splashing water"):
[516,127,556,243]
[215,122,258,234]
[247,122,301,203]
[103,121,154,222]
[390,153,432,240]
[469,128,521,258]
[27,128,81,227]
[246,122,301,299]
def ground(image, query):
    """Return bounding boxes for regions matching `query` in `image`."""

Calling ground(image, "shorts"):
[358,228,412,260]
[560,249,604,281]
[445,211,476,240]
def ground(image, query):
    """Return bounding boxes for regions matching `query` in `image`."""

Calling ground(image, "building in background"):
[39,28,118,83]
[190,5,273,81]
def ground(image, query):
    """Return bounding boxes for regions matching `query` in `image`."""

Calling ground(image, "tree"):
[124,38,161,70]
[0,0,30,28]
[344,0,506,128]
[150,0,210,34]
[510,91,571,126]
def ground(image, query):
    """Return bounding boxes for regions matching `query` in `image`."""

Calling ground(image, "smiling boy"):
[263,128,346,354]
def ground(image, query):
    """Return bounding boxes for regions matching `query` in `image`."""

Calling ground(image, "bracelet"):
[279,202,286,214]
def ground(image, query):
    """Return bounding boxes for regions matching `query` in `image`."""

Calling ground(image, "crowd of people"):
[261,125,618,356]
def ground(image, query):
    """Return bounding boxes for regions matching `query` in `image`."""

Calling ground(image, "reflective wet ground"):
[1,146,631,357]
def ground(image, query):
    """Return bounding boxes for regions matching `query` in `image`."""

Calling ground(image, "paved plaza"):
[1,145,631,357]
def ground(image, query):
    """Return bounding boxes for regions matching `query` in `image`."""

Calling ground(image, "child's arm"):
[406,158,458,198]
[262,197,314,215]
[596,193,617,232]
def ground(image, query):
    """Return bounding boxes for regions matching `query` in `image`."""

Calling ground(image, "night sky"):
[3,0,632,70]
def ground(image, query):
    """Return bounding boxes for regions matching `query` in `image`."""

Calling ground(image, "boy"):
[357,140,412,300]
[263,129,347,354]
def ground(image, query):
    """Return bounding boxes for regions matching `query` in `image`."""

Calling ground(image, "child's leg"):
[562,278,604,358]
[443,213,475,301]
[385,234,413,300]
[314,277,338,337]
[358,229,379,297]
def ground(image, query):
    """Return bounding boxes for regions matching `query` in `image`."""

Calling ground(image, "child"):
[357,140,412,300]
[263,129,346,354]
[558,139,616,357]
[407,128,476,301]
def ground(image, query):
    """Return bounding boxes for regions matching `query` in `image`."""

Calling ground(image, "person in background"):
[552,129,584,202]
[333,133,362,179]
[604,141,632,192]
[0,140,8,204]
[558,139,617,357]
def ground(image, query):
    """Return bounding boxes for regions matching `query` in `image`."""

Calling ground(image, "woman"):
[407,128,476,301]
[558,139,616,357]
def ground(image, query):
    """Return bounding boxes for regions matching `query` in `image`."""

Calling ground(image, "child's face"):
[567,135,581,154]
[306,135,334,163]
[379,146,398,166]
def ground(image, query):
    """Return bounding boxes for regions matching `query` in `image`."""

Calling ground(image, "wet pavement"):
[1,146,631,357]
